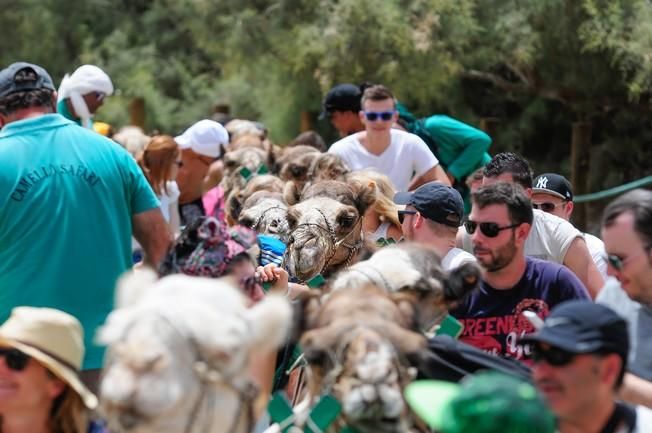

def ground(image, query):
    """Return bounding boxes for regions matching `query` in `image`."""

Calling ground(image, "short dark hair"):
[0,88,54,116]
[602,189,652,248]
[472,182,534,226]
[483,152,534,189]
[360,85,395,109]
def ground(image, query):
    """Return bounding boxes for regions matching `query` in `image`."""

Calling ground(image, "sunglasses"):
[464,220,521,238]
[532,201,566,213]
[95,92,106,103]
[398,209,418,224]
[531,344,577,366]
[363,111,395,122]
[0,348,30,372]
[605,247,651,271]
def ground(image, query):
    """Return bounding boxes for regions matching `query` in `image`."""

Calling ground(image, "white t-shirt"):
[158,180,180,223]
[328,129,439,191]
[584,232,608,280]
[442,247,477,271]
[461,209,582,264]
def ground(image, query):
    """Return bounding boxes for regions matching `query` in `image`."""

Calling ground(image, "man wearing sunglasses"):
[328,84,450,192]
[320,83,366,138]
[457,152,604,298]
[520,300,652,432]
[452,182,589,361]
[56,64,113,129]
[393,182,477,271]
[175,119,229,226]
[532,172,608,280]
[597,189,652,409]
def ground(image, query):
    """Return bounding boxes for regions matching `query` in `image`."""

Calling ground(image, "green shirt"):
[0,114,159,369]
[57,99,88,128]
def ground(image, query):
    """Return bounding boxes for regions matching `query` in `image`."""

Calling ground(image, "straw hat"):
[0,307,98,409]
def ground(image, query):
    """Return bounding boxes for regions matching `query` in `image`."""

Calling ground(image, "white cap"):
[175,119,229,158]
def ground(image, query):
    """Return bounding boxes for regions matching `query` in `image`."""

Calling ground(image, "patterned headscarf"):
[159,217,258,278]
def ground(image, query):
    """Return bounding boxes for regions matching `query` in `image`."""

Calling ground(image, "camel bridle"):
[286,207,364,279]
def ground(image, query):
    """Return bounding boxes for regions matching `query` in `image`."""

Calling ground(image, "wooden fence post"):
[129,97,145,129]
[570,121,592,231]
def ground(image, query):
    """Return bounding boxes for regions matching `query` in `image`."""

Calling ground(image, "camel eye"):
[224,157,237,168]
[336,210,357,229]
[289,164,306,177]
[238,215,255,228]
[286,212,298,229]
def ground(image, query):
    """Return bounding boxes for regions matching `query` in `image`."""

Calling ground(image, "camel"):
[274,145,321,185]
[225,174,284,225]
[307,153,350,183]
[237,191,290,241]
[97,271,292,433]
[221,147,270,194]
[283,179,376,282]
[330,243,481,331]
[266,285,426,433]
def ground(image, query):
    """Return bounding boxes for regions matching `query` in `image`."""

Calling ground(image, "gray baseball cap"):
[0,62,55,98]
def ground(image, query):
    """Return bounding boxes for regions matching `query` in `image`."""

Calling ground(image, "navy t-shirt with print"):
[451,257,590,361]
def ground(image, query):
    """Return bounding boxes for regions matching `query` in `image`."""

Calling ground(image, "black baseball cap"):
[532,173,573,201]
[394,182,463,227]
[0,62,55,98]
[320,83,362,119]
[520,300,629,362]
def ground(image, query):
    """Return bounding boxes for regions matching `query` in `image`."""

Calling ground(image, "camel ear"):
[283,181,303,205]
[267,145,278,174]
[227,192,244,222]
[443,261,482,303]
[351,180,377,216]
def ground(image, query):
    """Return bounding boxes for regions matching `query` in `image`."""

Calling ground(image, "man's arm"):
[132,208,170,269]
[408,164,451,190]
[563,237,604,299]
[620,373,652,409]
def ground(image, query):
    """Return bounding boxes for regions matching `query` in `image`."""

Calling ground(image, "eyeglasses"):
[532,201,566,213]
[531,344,577,367]
[0,348,30,372]
[363,111,395,122]
[398,210,418,224]
[464,220,521,238]
[605,246,651,271]
[95,92,106,103]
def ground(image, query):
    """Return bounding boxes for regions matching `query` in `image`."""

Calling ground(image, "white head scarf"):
[57,65,113,128]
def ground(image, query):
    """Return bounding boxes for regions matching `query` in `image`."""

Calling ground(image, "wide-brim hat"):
[0,307,98,409]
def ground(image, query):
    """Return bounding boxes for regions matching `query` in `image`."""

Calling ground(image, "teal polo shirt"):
[0,114,159,369]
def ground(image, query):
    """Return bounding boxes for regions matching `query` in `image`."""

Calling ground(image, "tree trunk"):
[300,111,313,132]
[570,122,592,231]
[129,97,146,129]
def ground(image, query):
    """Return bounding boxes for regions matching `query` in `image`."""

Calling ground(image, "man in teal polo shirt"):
[0,62,170,389]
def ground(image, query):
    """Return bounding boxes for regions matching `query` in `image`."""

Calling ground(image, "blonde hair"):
[50,387,89,433]
[348,169,401,228]
[137,135,179,196]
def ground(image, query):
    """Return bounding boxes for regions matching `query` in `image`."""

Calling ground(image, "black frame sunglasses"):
[363,111,395,122]
[532,201,567,213]
[0,347,31,372]
[398,209,418,224]
[531,344,577,367]
[605,246,651,271]
[464,220,521,238]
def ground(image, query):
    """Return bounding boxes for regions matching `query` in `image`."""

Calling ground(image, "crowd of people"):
[0,61,650,433]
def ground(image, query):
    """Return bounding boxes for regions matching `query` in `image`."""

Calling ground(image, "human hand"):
[255,264,289,294]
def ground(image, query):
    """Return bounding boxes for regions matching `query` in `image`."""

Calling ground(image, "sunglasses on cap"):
[464,220,521,238]
[531,344,577,367]
[605,246,651,271]
[0,347,30,372]
[363,111,395,122]
[398,209,417,224]
[532,201,566,213]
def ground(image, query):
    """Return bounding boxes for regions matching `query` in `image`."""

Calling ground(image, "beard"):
[473,232,517,272]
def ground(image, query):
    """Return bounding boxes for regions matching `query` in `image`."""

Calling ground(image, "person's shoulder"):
[391,128,426,145]
[328,133,358,153]
[533,209,581,235]
[525,256,569,278]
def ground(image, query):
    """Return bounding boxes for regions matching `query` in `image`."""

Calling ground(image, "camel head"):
[97,272,292,433]
[307,153,350,183]
[221,147,269,196]
[225,174,284,225]
[275,145,321,185]
[330,244,482,331]
[237,191,289,241]
[298,285,424,433]
[283,180,376,281]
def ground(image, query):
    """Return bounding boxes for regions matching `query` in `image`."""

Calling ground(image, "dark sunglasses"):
[532,201,566,213]
[398,210,418,224]
[0,348,30,372]
[531,344,577,366]
[605,246,651,271]
[464,220,520,238]
[363,111,394,122]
